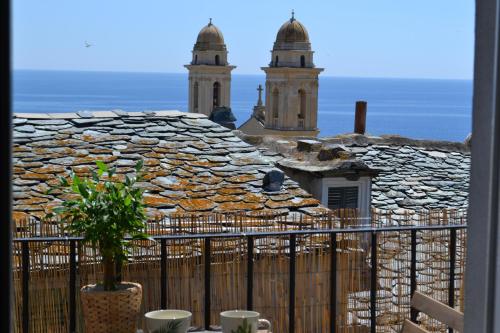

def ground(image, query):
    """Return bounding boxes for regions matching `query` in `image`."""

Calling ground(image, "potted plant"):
[50,160,150,333]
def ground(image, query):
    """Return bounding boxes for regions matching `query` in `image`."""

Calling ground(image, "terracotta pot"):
[80,282,142,333]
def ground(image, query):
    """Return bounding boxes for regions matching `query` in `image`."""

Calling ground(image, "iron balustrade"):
[14,224,466,333]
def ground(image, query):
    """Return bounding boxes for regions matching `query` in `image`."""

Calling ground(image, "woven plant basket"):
[81,282,142,333]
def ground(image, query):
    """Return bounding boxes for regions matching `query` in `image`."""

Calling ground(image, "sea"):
[13,70,473,142]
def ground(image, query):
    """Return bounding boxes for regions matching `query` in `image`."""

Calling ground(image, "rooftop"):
[12,111,328,221]
[236,132,470,214]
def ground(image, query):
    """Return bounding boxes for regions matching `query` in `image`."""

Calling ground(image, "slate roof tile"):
[246,133,470,216]
[11,111,328,219]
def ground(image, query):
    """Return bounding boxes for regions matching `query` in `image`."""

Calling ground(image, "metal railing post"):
[204,238,211,330]
[247,236,254,311]
[370,232,377,333]
[330,233,337,333]
[160,238,167,309]
[289,234,296,333]
[411,229,418,322]
[69,240,77,333]
[448,229,457,333]
[22,241,30,333]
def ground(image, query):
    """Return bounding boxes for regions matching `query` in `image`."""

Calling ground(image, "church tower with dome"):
[239,12,323,137]
[185,19,236,116]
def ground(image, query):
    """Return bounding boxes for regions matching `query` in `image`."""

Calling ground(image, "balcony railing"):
[13,221,466,333]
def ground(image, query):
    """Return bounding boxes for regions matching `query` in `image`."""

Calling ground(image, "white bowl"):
[144,309,192,333]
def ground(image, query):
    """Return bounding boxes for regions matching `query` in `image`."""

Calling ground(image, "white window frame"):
[321,176,372,220]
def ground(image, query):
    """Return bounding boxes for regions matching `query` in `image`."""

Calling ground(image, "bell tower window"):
[194,82,199,110]
[213,82,221,107]
[275,56,279,67]
[272,88,279,121]
[298,89,306,128]
[194,55,198,64]
[215,55,220,65]
[300,55,305,68]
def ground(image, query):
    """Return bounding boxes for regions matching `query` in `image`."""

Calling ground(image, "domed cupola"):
[190,19,229,66]
[270,12,315,68]
[194,19,226,52]
[274,13,311,51]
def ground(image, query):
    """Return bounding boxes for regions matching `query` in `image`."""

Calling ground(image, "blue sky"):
[13,0,475,79]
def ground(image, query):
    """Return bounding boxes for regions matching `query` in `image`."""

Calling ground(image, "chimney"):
[354,101,367,135]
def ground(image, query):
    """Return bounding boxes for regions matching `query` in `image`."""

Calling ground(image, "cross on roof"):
[257,84,263,106]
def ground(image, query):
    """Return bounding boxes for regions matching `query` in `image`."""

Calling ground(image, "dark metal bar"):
[370,232,377,333]
[69,240,77,333]
[204,238,211,330]
[22,242,30,333]
[160,238,167,309]
[0,0,12,329]
[410,229,418,322]
[330,233,337,333]
[289,234,296,333]
[448,229,457,333]
[247,236,254,310]
[12,224,468,243]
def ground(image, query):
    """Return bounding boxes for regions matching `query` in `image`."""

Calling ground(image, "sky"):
[13,0,475,79]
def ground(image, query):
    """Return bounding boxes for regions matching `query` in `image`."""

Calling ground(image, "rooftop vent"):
[262,169,285,192]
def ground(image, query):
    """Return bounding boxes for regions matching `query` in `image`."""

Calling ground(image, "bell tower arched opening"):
[193,82,199,111]
[298,89,306,128]
[272,88,279,118]
[213,82,221,107]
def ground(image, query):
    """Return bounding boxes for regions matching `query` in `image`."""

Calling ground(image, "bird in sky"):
[84,41,93,48]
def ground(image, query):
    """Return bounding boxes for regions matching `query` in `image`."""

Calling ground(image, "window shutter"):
[344,187,358,208]
[327,187,358,209]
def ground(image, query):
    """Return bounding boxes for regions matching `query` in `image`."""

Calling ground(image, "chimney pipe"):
[354,101,367,135]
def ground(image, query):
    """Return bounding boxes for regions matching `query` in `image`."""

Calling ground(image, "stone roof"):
[12,111,328,221]
[236,132,470,214]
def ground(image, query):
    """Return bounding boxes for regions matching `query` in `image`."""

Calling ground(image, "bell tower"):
[261,12,323,136]
[185,19,236,116]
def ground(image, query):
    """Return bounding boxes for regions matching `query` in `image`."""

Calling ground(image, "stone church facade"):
[186,13,323,137]
[259,13,323,137]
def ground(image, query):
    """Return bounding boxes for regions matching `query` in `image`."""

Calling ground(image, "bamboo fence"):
[12,209,467,333]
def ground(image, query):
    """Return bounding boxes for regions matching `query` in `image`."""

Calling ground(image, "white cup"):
[220,310,271,333]
[144,309,192,333]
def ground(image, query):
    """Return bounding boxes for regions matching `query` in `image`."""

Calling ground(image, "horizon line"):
[13,68,473,81]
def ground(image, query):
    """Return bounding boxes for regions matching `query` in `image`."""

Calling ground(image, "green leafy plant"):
[152,320,182,333]
[49,160,150,291]
[231,319,252,333]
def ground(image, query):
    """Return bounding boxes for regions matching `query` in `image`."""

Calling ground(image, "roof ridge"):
[13,110,207,120]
